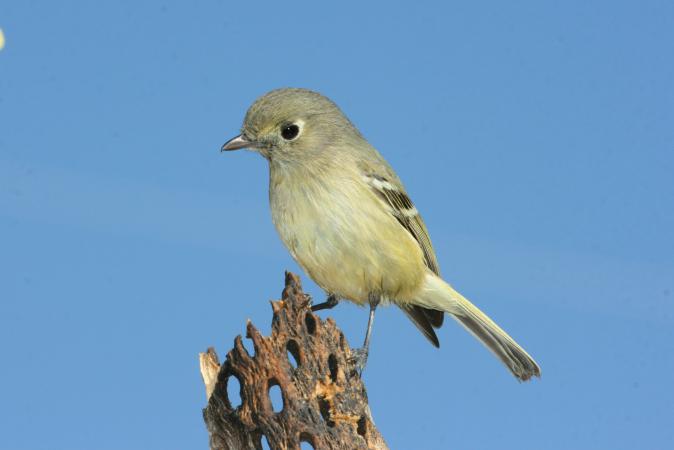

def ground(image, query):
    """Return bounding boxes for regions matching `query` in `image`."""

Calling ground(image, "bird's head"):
[221,88,362,163]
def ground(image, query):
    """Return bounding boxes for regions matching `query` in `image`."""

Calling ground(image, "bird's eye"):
[281,124,300,140]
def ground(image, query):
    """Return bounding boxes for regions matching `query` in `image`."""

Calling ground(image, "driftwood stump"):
[199,272,388,450]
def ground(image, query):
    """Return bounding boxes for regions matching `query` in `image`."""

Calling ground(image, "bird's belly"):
[270,177,425,305]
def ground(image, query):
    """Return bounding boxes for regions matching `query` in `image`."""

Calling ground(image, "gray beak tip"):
[221,134,250,152]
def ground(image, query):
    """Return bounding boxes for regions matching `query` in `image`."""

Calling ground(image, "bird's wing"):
[360,168,441,276]
[359,160,444,330]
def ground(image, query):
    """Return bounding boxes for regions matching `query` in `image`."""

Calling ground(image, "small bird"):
[222,88,541,381]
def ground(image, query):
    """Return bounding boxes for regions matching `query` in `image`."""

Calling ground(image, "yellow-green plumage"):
[223,88,541,381]
[269,148,427,305]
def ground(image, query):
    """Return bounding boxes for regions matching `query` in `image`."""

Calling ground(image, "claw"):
[349,347,369,376]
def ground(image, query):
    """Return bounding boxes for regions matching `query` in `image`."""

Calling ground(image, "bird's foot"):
[311,294,339,312]
[348,347,369,376]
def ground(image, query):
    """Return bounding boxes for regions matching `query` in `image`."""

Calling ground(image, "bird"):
[221,88,541,381]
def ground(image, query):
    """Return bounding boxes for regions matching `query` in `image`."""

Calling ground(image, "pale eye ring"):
[281,124,300,140]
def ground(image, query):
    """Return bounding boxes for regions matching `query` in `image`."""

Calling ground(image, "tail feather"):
[416,273,541,381]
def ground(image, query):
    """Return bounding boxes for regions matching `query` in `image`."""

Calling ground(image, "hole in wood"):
[318,397,334,427]
[305,312,316,335]
[328,354,338,383]
[286,339,301,369]
[260,434,271,450]
[225,374,242,409]
[357,415,367,437]
[299,433,315,450]
[268,379,284,413]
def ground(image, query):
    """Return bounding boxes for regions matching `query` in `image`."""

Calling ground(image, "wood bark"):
[199,272,388,450]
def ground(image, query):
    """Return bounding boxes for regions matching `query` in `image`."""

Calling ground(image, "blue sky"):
[1,1,673,449]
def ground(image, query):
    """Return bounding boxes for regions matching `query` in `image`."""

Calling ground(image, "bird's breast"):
[269,165,425,305]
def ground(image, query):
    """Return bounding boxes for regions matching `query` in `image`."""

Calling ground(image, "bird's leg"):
[350,294,381,375]
[311,293,339,312]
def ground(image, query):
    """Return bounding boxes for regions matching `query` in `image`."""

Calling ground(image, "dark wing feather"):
[370,180,441,276]
[400,305,440,347]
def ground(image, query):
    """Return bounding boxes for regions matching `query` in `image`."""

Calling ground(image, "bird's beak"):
[221,134,251,152]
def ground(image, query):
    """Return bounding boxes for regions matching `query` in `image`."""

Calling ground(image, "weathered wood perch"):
[199,272,389,450]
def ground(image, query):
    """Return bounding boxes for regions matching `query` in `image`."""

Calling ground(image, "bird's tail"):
[415,273,541,381]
